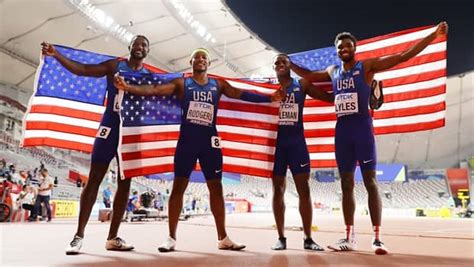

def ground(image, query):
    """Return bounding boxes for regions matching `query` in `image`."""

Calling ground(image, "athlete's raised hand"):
[435,21,448,37]
[41,42,57,57]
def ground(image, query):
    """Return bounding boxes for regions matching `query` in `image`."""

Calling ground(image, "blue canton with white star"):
[120,72,183,127]
[289,46,339,71]
[36,45,114,105]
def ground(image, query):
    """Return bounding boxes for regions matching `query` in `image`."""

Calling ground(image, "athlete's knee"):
[362,171,378,190]
[341,177,354,193]
[172,179,189,194]
[207,181,223,195]
[295,182,310,197]
[272,182,286,196]
[363,178,378,192]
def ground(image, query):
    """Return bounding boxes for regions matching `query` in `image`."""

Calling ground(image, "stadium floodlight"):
[168,0,217,44]
[66,0,134,44]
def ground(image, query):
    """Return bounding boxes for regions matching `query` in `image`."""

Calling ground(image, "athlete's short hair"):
[129,35,150,47]
[334,32,357,48]
[190,48,211,63]
[273,53,290,63]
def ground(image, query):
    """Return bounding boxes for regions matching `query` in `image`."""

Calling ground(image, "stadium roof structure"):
[0,0,279,93]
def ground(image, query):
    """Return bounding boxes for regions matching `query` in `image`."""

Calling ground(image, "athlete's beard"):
[277,71,291,81]
[340,53,355,63]
[131,52,146,60]
[194,68,207,73]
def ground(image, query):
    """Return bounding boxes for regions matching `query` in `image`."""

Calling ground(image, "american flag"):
[21,45,165,152]
[289,25,447,170]
[119,74,280,178]
[21,46,110,152]
[22,25,447,178]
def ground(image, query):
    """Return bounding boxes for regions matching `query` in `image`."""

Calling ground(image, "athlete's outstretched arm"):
[290,62,332,83]
[219,80,283,102]
[301,79,334,103]
[364,22,448,73]
[41,42,114,77]
[114,74,182,97]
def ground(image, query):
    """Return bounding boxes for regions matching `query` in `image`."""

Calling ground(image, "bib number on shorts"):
[96,126,111,139]
[279,102,299,125]
[186,101,214,126]
[211,136,222,149]
[335,92,358,116]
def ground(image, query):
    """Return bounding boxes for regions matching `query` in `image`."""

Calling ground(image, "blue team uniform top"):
[278,78,306,135]
[180,77,220,133]
[331,61,371,121]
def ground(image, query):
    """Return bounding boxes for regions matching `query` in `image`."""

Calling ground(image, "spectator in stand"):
[16,185,36,221]
[126,190,140,219]
[26,171,33,184]
[103,185,113,208]
[0,159,7,177]
[30,168,54,222]
[54,176,58,186]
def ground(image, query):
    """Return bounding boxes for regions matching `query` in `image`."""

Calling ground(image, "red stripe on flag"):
[382,69,446,87]
[303,113,337,122]
[384,85,445,102]
[222,148,274,162]
[219,132,276,146]
[311,159,338,168]
[29,105,103,121]
[25,121,97,137]
[121,148,176,161]
[356,25,433,46]
[218,101,278,115]
[304,99,334,107]
[308,144,335,153]
[356,36,446,60]
[305,129,336,138]
[22,138,93,152]
[217,117,277,131]
[144,63,167,74]
[374,102,445,119]
[374,119,445,134]
[381,51,446,72]
[223,164,272,178]
[122,131,180,144]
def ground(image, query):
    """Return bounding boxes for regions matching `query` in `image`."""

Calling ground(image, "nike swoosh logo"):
[363,159,373,164]
[300,163,309,167]
[189,86,196,90]
[215,169,222,173]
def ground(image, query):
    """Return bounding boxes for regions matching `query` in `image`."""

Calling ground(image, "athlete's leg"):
[292,172,312,238]
[287,138,312,238]
[206,179,227,240]
[168,177,190,240]
[199,141,226,240]
[107,158,131,240]
[272,174,287,239]
[340,171,356,227]
[271,142,288,240]
[75,163,109,238]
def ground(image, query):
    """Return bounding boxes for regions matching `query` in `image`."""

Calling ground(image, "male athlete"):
[115,48,283,252]
[290,22,448,254]
[271,54,333,251]
[42,35,152,254]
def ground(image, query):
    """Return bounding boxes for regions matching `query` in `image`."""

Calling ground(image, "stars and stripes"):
[22,25,447,178]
